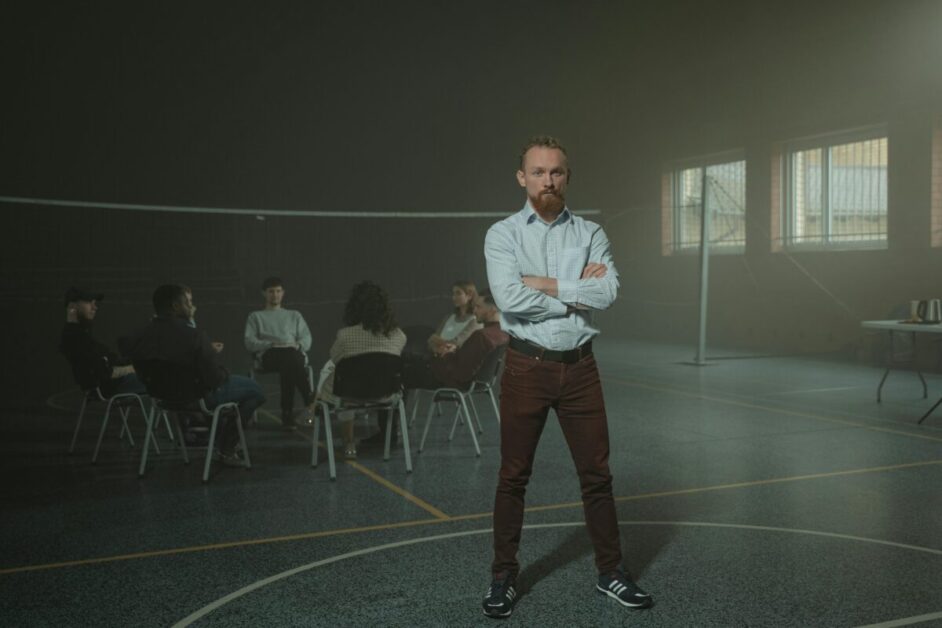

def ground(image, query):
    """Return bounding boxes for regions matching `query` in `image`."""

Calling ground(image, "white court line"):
[171,520,942,627]
[768,386,861,396]
[0,195,601,218]
[855,611,942,628]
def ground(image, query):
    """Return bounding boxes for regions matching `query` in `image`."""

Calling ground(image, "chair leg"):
[174,412,190,463]
[409,389,422,428]
[398,399,412,473]
[323,404,336,480]
[69,396,89,453]
[383,407,393,461]
[467,395,484,434]
[203,408,222,483]
[162,405,175,441]
[149,411,162,456]
[419,396,437,453]
[118,406,128,441]
[312,401,336,480]
[458,394,482,457]
[138,405,156,477]
[234,408,251,469]
[92,397,117,463]
[486,386,501,424]
[311,413,320,468]
[448,404,461,441]
[118,406,136,447]
[135,398,160,454]
[918,371,928,399]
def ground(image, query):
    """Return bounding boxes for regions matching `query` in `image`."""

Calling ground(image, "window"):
[782,128,887,249]
[932,114,942,248]
[663,154,746,254]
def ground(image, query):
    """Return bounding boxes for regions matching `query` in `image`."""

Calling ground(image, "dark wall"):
[3,1,942,406]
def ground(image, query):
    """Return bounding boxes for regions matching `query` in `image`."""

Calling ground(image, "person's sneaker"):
[217,449,246,468]
[184,426,210,447]
[596,570,652,609]
[482,572,517,619]
[297,407,316,426]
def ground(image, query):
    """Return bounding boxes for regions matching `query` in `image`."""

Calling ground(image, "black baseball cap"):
[64,287,104,306]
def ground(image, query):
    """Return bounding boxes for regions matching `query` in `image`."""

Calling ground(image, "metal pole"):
[695,169,710,365]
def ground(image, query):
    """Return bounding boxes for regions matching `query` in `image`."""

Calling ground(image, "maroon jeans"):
[491,347,622,577]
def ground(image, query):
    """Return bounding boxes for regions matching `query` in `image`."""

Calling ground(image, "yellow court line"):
[0,518,443,576]
[345,460,450,520]
[5,457,942,576]
[521,458,942,514]
[604,376,942,444]
[292,426,450,520]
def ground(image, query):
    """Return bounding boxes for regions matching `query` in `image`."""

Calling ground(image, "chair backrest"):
[399,324,437,358]
[334,353,403,400]
[133,358,207,405]
[473,344,507,385]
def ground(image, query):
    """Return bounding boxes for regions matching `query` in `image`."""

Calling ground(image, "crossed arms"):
[484,223,619,321]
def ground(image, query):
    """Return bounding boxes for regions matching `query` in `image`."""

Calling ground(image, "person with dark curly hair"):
[316,281,406,459]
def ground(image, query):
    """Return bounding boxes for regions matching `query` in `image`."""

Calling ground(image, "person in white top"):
[426,280,483,356]
[244,277,315,428]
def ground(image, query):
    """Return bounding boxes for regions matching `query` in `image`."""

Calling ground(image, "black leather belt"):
[508,337,592,364]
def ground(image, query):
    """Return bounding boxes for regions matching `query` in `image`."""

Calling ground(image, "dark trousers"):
[205,374,267,452]
[402,354,442,390]
[261,348,313,419]
[492,348,622,577]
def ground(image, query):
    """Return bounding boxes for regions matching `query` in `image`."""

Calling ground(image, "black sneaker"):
[596,570,652,609]
[482,573,517,619]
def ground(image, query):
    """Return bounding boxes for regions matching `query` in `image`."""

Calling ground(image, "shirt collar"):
[522,200,571,227]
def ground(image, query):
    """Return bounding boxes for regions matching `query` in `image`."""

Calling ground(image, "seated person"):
[317,281,406,460]
[426,280,482,356]
[405,289,508,391]
[181,285,223,352]
[122,284,266,465]
[244,277,315,428]
[59,287,145,396]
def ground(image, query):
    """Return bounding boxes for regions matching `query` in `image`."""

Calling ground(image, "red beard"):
[531,190,565,215]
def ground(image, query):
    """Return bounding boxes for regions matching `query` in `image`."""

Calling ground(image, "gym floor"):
[3,339,942,627]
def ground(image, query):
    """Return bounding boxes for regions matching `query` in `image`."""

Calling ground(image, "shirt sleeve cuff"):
[556,279,579,306]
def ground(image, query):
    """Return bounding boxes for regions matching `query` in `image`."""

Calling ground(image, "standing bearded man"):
[481,136,652,619]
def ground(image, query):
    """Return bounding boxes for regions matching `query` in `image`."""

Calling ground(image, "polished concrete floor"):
[3,339,942,627]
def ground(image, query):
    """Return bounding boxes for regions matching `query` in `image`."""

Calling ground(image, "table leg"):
[918,397,942,424]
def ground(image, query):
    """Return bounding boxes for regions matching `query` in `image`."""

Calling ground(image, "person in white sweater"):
[244,277,315,428]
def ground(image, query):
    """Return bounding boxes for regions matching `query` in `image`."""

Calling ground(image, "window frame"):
[665,149,747,256]
[781,125,889,252]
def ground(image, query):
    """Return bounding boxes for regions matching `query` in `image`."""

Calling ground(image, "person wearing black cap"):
[59,287,145,396]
